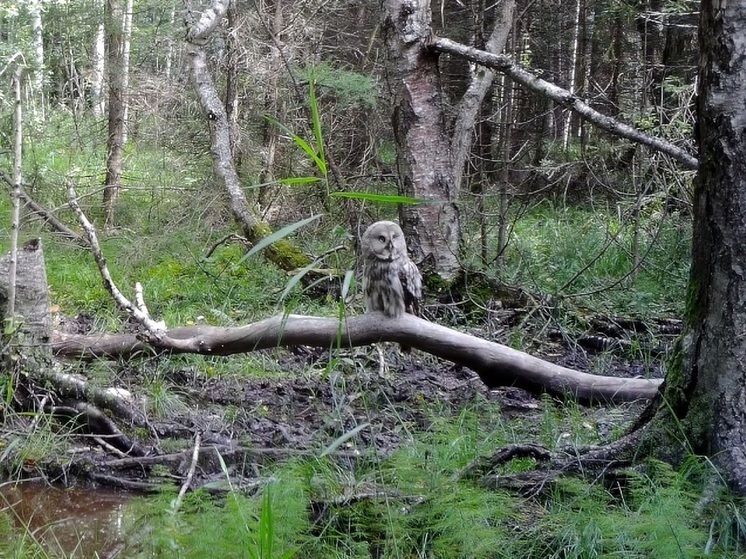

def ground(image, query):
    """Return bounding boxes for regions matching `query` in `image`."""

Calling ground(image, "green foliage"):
[238,214,323,266]
[110,402,746,559]
[0,511,51,559]
[126,470,308,558]
[0,413,69,479]
[522,460,712,558]
[495,202,690,316]
[301,62,378,109]
[329,191,426,204]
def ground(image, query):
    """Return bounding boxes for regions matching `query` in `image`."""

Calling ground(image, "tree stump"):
[0,239,53,365]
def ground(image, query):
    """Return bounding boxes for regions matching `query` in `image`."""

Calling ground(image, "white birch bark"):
[91,0,106,117]
[120,0,133,144]
[27,0,45,115]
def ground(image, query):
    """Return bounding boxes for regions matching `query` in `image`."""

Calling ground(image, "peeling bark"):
[1,245,148,458]
[383,0,461,280]
[0,242,53,350]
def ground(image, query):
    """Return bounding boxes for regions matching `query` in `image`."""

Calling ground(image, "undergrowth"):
[116,403,745,558]
[497,201,690,317]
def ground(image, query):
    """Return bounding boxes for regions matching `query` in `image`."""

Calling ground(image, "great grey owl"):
[360,221,422,319]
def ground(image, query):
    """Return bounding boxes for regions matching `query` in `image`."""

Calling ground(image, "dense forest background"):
[1,0,697,292]
[3,1,734,558]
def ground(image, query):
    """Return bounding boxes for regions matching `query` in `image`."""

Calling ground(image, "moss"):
[679,397,713,453]
[424,271,453,294]
[644,334,714,463]
[683,277,700,326]
[662,337,686,410]
[249,222,312,271]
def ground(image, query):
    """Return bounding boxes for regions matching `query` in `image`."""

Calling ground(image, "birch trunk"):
[103,0,126,226]
[383,0,461,280]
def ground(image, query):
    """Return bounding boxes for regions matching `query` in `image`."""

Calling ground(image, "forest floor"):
[48,310,667,493]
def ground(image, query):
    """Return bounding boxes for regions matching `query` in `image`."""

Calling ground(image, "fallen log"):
[53,312,663,404]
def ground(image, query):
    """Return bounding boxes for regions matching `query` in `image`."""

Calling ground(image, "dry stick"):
[93,436,129,458]
[172,432,202,512]
[66,182,166,336]
[204,233,248,258]
[0,171,84,244]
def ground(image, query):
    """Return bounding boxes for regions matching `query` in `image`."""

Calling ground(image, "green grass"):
[0,108,730,559]
[480,201,691,317]
[114,403,745,559]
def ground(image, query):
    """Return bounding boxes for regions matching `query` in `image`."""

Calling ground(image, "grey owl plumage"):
[361,221,422,319]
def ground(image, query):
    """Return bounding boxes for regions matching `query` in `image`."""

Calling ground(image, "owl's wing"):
[400,258,422,316]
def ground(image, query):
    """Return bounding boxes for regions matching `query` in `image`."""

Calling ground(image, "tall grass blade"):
[264,116,327,176]
[279,260,318,301]
[330,191,431,204]
[238,214,322,265]
[279,177,321,186]
[308,78,326,170]
[320,422,370,457]
[340,270,354,300]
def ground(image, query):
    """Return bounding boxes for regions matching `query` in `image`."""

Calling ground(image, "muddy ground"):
[21,311,670,493]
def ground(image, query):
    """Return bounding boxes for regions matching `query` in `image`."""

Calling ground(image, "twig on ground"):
[172,431,202,512]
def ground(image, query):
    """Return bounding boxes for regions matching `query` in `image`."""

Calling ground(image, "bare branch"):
[451,0,515,192]
[66,183,166,335]
[53,313,663,404]
[0,170,87,244]
[431,37,699,170]
[185,0,230,44]
[172,432,201,512]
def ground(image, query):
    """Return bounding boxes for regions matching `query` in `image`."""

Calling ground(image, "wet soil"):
[0,312,672,558]
[9,311,670,493]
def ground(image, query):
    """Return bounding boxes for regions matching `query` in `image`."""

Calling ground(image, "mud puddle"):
[0,481,140,558]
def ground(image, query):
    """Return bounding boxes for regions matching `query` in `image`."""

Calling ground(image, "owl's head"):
[362,220,406,261]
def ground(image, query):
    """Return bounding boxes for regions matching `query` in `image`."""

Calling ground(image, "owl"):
[360,221,422,320]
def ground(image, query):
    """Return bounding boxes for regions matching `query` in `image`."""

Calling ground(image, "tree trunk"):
[91,0,106,117]
[120,0,133,144]
[383,0,461,280]
[258,0,284,193]
[7,68,24,321]
[103,0,126,227]
[224,1,241,162]
[165,4,176,80]
[451,0,515,194]
[185,0,311,272]
[28,0,45,116]
[649,1,746,494]
[0,243,53,353]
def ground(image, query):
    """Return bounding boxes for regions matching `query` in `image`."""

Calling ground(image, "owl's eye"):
[378,235,386,243]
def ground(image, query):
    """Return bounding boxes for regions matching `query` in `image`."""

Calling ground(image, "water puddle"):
[0,480,140,558]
